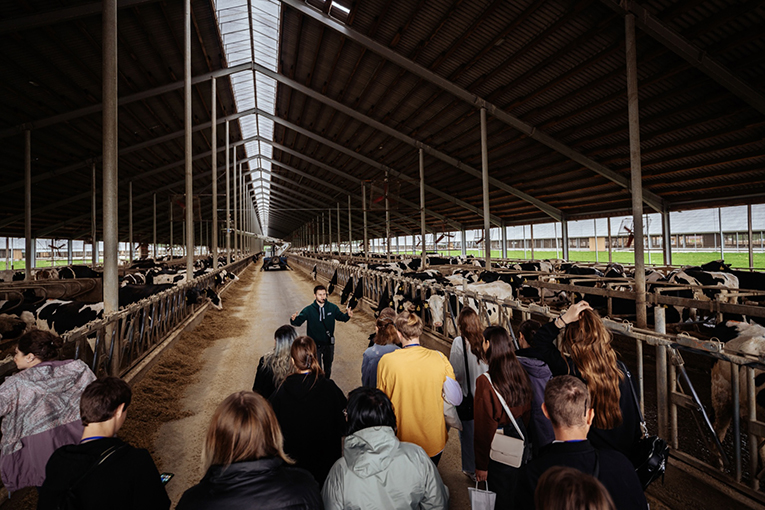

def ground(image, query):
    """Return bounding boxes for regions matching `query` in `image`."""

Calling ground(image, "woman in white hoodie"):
[322,387,449,510]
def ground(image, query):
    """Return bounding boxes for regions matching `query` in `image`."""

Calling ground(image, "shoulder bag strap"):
[621,361,649,437]
[68,444,127,492]
[483,373,524,441]
[461,337,472,399]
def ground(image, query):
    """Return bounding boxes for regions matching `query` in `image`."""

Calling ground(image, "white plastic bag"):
[468,480,496,510]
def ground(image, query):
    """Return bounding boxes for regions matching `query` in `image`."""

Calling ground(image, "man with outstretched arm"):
[291,284,353,379]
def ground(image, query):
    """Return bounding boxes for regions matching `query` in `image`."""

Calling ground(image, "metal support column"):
[594,219,599,263]
[655,306,669,439]
[626,13,647,328]
[530,224,535,259]
[337,202,341,255]
[419,149,426,268]
[362,183,368,257]
[321,212,325,252]
[211,77,218,265]
[719,208,725,261]
[170,198,174,258]
[233,148,238,256]
[748,204,754,270]
[607,216,613,263]
[501,221,507,260]
[153,194,157,259]
[480,108,491,270]
[225,122,231,265]
[328,208,333,253]
[662,205,672,266]
[67,239,73,265]
[128,181,133,263]
[24,130,32,280]
[348,195,352,255]
[103,0,120,373]
[461,227,467,257]
[184,0,194,274]
[91,162,97,266]
[561,216,569,261]
[385,171,390,262]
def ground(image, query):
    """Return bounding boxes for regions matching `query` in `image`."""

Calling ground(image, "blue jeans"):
[458,419,476,473]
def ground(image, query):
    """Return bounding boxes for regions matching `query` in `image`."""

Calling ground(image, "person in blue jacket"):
[290,284,353,379]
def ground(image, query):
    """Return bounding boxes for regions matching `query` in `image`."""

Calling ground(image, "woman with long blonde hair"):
[177,391,321,509]
[252,325,297,398]
[268,336,347,485]
[528,301,641,460]
[448,307,488,480]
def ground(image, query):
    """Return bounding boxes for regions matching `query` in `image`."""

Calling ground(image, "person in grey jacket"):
[322,387,448,510]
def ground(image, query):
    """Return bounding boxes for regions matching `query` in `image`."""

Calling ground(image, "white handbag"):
[484,374,526,468]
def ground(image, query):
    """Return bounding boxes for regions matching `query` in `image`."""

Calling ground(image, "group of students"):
[0,284,651,509]
[444,300,649,509]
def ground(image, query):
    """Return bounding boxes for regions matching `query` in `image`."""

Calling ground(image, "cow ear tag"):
[424,303,429,308]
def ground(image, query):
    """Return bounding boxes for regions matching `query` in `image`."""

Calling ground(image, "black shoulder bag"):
[623,364,670,490]
[56,444,127,510]
[456,337,474,421]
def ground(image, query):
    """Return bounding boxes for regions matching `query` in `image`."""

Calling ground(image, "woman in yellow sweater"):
[376,311,462,465]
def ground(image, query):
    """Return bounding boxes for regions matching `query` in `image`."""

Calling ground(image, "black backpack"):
[56,444,127,510]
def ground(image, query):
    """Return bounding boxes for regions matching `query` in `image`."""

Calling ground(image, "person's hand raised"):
[291,311,298,321]
[561,300,592,325]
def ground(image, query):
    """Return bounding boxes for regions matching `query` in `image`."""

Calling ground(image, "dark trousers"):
[488,459,520,509]
[430,452,443,466]
[317,343,335,379]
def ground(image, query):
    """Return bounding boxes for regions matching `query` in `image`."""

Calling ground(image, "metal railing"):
[59,256,253,378]
[290,252,765,502]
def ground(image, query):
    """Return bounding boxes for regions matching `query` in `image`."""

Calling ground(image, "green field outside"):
[0,259,102,271]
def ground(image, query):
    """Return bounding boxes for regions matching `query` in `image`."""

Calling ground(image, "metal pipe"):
[480,108,491,270]
[523,225,527,259]
[102,0,119,374]
[184,0,194,275]
[662,204,672,265]
[420,149,426,268]
[748,204,753,270]
[153,193,157,259]
[655,306,668,439]
[92,162,97,266]
[626,13,647,328]
[211,77,218,265]
[501,221,507,260]
[322,212,325,252]
[24,130,32,280]
[225,121,231,265]
[233,147,238,255]
[348,195,352,255]
[530,223,535,259]
[385,171,390,262]
[719,207,725,261]
[594,219,599,263]
[607,216,613,263]
[561,216,569,261]
[337,201,341,256]
[461,227,467,257]
[170,197,174,258]
[362,183,368,257]
[67,239,73,265]
[731,362,742,482]
[748,367,759,489]
[128,181,133,263]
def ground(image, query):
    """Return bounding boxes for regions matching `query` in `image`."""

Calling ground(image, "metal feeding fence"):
[59,257,253,378]
[291,252,765,503]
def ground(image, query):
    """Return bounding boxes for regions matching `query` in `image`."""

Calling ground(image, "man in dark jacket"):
[38,377,170,510]
[290,284,352,379]
[516,375,647,510]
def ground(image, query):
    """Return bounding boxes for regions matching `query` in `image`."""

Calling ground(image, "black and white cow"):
[59,266,103,279]
[710,320,765,475]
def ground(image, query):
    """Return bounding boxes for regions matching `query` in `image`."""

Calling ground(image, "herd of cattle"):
[0,255,250,345]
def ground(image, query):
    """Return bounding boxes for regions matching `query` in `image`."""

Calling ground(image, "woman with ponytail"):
[269,336,347,485]
[529,301,641,460]
[361,315,400,387]
[0,330,96,492]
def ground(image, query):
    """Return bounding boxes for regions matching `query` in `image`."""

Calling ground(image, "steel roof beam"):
[600,0,765,116]
[255,108,492,227]
[278,0,664,214]
[253,61,556,222]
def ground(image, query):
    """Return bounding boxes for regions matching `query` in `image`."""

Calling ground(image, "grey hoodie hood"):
[342,426,398,477]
